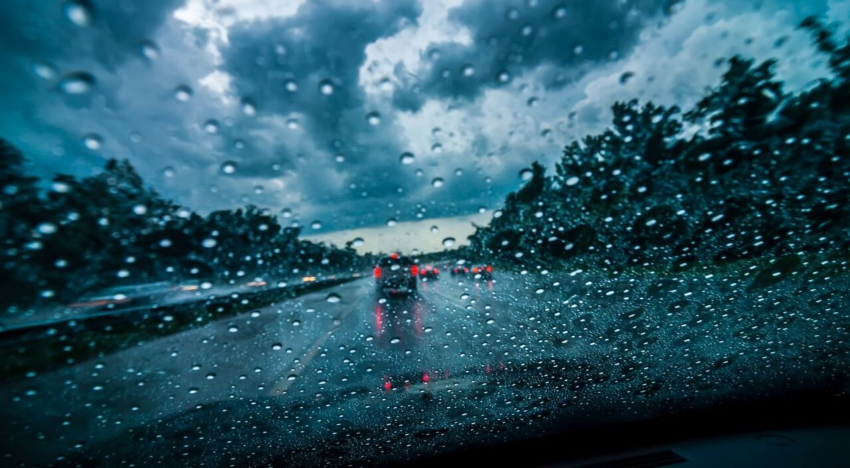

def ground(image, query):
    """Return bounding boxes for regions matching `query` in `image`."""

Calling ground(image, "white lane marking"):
[268,282,368,396]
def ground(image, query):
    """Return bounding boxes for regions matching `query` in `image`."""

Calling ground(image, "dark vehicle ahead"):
[374,253,417,293]
[418,265,439,280]
[450,265,469,276]
[470,265,493,280]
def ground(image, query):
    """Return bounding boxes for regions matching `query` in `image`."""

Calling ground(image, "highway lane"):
[1,267,848,467]
[0,272,545,465]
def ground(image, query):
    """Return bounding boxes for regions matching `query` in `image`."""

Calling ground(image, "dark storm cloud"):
[0,0,187,177]
[216,0,426,227]
[392,0,677,112]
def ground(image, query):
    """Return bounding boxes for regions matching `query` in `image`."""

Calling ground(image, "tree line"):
[467,19,850,275]
[0,143,372,312]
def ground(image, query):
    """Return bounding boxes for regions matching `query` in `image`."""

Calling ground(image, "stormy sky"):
[0,0,844,253]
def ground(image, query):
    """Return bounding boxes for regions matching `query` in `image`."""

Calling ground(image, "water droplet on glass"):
[461,64,475,77]
[281,208,292,218]
[520,25,534,36]
[553,5,567,19]
[497,70,511,83]
[203,119,220,134]
[83,134,103,150]
[431,177,444,188]
[241,98,257,116]
[202,238,217,248]
[58,72,96,95]
[220,161,237,175]
[454,168,463,176]
[228,326,239,333]
[292,320,301,327]
[505,8,519,20]
[130,132,143,143]
[527,96,539,107]
[430,225,438,233]
[399,152,415,165]
[431,143,443,154]
[33,62,57,80]
[272,343,283,351]
[520,169,533,181]
[140,40,160,60]
[326,293,341,303]
[390,337,401,344]
[352,237,364,247]
[386,218,398,227]
[442,237,456,247]
[162,166,175,178]
[37,222,57,235]
[319,79,335,95]
[287,374,297,381]
[284,80,298,92]
[63,0,94,27]
[174,85,193,102]
[366,111,381,125]
[311,220,322,230]
[566,176,579,186]
[132,204,147,215]
[619,71,635,85]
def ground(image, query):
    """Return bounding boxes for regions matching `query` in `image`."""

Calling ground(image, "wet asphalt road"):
[2,266,848,467]
[0,272,555,465]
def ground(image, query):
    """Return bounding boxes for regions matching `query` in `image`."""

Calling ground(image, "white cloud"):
[568,0,832,139]
[305,211,493,254]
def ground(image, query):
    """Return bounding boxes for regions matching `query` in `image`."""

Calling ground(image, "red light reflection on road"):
[375,304,384,336]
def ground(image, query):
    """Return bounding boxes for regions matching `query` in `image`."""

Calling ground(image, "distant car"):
[419,265,439,280]
[471,265,494,280]
[374,253,417,293]
[450,265,469,276]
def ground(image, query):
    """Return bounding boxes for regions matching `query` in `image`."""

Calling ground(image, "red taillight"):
[433,268,439,274]
[411,265,419,276]
[472,267,479,273]
[464,267,468,273]
[486,265,493,273]
[391,253,398,260]
[422,373,430,383]
[374,266,381,278]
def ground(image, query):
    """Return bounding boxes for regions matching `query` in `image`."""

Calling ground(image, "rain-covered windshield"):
[2,0,849,466]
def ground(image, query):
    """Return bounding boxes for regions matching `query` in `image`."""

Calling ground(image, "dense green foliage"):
[0,147,366,311]
[468,21,850,273]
